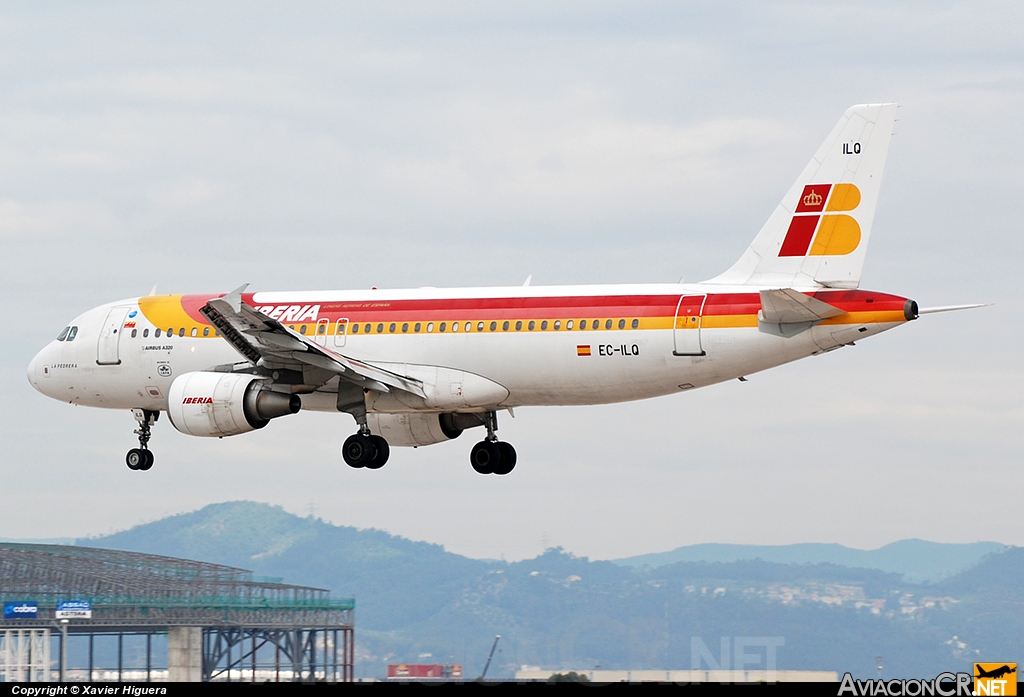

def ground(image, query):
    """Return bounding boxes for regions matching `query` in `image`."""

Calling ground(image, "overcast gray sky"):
[1,1,1021,560]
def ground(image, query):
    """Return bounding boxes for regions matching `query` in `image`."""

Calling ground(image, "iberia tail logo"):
[779,183,861,257]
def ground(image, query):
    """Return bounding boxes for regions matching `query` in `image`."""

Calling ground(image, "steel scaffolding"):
[0,543,354,681]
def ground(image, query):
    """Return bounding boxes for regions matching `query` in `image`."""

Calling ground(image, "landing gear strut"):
[127,409,158,471]
[342,424,390,470]
[470,411,516,475]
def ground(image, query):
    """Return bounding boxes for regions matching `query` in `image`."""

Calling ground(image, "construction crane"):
[478,635,501,681]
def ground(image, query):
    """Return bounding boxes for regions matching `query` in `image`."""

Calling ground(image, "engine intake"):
[167,372,300,437]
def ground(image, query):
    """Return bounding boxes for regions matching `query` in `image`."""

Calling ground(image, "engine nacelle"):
[167,372,301,437]
[366,413,482,447]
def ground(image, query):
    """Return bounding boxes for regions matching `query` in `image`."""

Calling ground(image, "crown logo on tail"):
[803,190,823,208]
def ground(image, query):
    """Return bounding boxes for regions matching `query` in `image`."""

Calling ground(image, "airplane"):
[27,103,979,475]
[975,665,1016,680]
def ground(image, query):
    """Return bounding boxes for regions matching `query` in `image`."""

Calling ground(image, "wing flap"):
[201,286,426,398]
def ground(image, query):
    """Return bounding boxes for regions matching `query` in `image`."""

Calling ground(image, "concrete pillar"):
[168,627,203,682]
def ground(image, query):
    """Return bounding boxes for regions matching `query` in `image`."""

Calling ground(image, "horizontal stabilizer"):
[759,289,846,324]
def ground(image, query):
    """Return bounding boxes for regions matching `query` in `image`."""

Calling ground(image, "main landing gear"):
[342,427,390,470]
[470,411,516,476]
[126,408,158,471]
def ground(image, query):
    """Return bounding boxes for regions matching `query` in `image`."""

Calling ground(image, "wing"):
[199,285,426,398]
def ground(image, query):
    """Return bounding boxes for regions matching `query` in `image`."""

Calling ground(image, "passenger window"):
[143,328,150,338]
[289,325,295,331]
[528,320,535,331]
[538,320,545,330]
[318,323,326,335]
[489,321,497,331]
[203,327,210,337]
[566,320,573,329]
[618,319,626,329]
[452,322,459,332]
[427,322,434,332]
[390,323,396,333]
[414,323,421,333]
[167,328,173,336]
[552,320,559,330]
[502,321,509,331]
[131,329,138,338]
[215,330,221,337]
[300,325,307,335]
[439,322,446,333]
[155,329,162,338]
[67,326,78,341]
[191,327,198,337]
[632,318,639,329]
[605,319,613,329]
[515,321,522,331]
[352,324,359,333]
[57,327,70,341]
[180,328,186,337]
[478,322,485,332]
[377,324,384,333]
[580,320,587,330]
[402,323,409,333]
[364,324,370,333]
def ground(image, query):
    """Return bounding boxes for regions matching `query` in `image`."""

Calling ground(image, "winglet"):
[222,284,250,312]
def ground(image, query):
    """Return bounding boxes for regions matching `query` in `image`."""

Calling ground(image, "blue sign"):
[4,601,39,619]
[56,600,91,619]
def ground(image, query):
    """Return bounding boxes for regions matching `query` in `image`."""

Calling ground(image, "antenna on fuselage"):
[148,284,158,296]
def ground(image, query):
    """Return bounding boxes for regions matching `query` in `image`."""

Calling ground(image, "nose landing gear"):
[470,411,516,475]
[127,409,158,471]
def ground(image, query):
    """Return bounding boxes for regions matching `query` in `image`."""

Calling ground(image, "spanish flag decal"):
[577,345,592,356]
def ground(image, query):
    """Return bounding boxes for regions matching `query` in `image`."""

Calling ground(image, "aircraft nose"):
[27,344,53,395]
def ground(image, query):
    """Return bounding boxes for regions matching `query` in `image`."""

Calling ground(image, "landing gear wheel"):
[493,442,517,475]
[365,436,390,470]
[139,450,154,471]
[470,440,501,474]
[126,449,147,470]
[342,434,375,468]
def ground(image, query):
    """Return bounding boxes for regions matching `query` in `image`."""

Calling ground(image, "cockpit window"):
[66,326,78,341]
[57,327,70,341]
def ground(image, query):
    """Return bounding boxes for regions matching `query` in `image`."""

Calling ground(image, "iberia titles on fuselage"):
[27,104,960,476]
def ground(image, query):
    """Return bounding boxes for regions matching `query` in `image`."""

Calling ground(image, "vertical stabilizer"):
[705,103,897,289]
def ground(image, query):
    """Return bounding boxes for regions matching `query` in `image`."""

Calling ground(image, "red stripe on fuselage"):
[173,290,909,324]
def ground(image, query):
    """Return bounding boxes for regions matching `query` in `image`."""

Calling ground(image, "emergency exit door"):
[673,295,706,356]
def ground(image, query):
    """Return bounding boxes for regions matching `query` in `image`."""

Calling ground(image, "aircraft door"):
[673,294,707,356]
[314,318,330,346]
[333,318,349,348]
[97,306,131,365]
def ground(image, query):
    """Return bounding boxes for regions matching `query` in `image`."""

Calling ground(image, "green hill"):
[613,540,1007,583]
[78,501,1022,680]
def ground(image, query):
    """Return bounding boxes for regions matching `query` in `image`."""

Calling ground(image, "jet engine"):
[167,372,300,437]
[366,412,483,447]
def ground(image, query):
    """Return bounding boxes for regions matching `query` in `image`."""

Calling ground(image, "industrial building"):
[0,543,354,682]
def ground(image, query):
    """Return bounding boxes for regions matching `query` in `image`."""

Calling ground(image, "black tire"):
[493,442,517,475]
[138,450,155,471]
[366,436,390,470]
[342,434,374,468]
[470,440,500,474]
[126,449,145,470]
